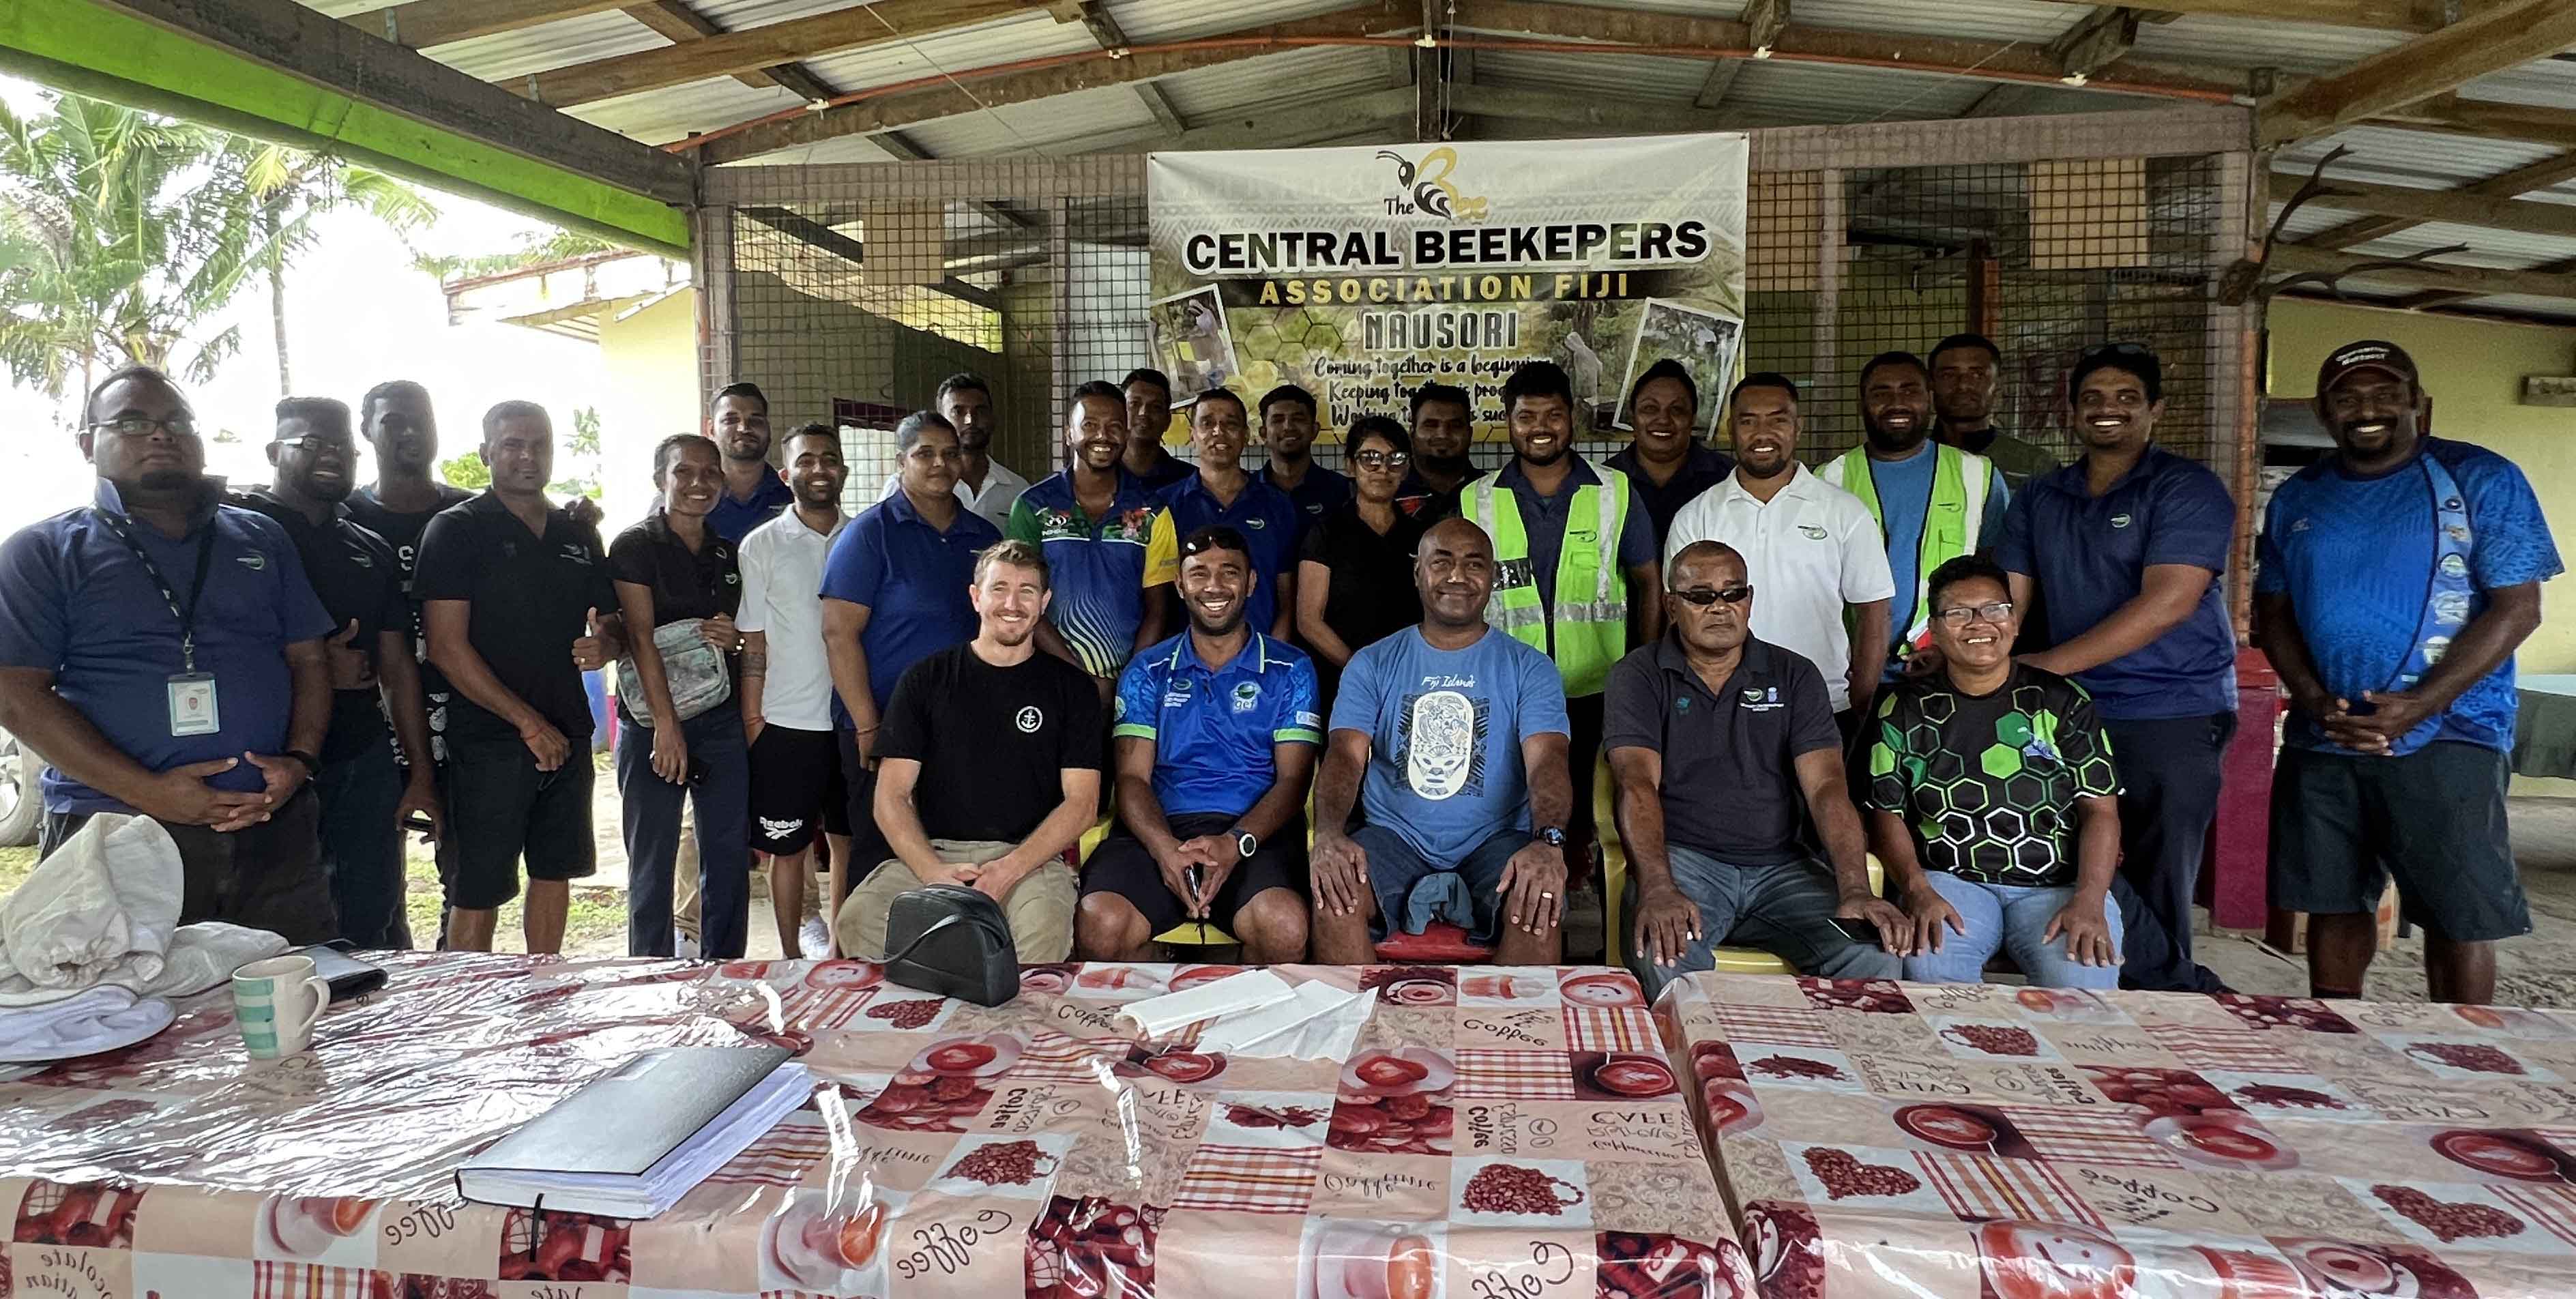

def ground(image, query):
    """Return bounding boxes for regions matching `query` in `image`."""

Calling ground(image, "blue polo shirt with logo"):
[1007,469,1166,678]
[1997,445,2238,721]
[1150,472,1303,633]
[821,488,1001,720]
[1113,631,1322,819]
[2258,437,2561,753]
[707,472,795,544]
[1255,463,1355,540]
[0,480,335,813]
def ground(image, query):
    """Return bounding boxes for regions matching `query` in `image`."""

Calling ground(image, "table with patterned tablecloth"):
[0,954,1747,1299]
[1656,972,2576,1298]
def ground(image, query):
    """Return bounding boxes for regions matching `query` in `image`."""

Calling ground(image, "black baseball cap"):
[2316,340,2418,395]
[2067,342,2162,403]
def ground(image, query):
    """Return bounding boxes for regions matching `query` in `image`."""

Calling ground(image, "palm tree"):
[0,93,263,399]
[233,142,437,393]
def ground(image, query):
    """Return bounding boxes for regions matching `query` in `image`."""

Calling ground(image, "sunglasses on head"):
[1672,583,1753,607]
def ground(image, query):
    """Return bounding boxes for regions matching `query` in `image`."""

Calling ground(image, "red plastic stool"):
[1373,922,1493,964]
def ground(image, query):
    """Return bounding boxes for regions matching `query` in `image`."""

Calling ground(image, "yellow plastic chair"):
[1594,753,1882,972]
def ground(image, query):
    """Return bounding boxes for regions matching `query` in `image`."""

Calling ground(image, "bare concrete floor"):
[2195,797,2576,1007]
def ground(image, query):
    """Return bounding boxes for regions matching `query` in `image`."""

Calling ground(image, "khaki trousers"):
[835,839,1077,963]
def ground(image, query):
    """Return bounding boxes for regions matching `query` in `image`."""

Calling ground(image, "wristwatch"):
[284,749,321,778]
[1231,828,1259,860]
[1536,826,1568,849]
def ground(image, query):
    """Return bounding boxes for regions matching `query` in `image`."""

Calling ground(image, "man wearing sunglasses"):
[1997,343,2236,993]
[0,366,340,942]
[1665,373,1895,739]
[1607,541,1906,996]
[231,397,439,948]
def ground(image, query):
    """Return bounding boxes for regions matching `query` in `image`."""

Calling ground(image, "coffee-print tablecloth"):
[0,954,1748,1299]
[1656,972,2576,1298]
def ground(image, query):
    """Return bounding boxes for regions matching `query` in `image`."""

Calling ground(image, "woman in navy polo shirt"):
[820,412,1004,882]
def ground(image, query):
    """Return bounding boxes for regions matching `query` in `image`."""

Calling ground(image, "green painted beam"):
[0,0,692,256]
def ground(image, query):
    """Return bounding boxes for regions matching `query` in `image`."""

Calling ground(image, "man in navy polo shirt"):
[1148,390,1300,640]
[233,396,441,948]
[1121,368,1193,491]
[2259,340,2560,1006]
[1998,342,2237,992]
[706,381,795,544]
[0,366,339,942]
[1079,525,1320,963]
[1253,383,1352,540]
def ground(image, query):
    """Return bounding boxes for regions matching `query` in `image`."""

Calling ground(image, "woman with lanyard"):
[1296,416,1435,703]
[819,411,1003,888]
[609,433,752,959]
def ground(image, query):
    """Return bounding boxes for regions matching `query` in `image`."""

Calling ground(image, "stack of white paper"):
[1194,982,1373,1060]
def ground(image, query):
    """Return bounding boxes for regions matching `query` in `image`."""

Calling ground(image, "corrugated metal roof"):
[1721,57,1993,123]
[1473,49,1708,100]
[2433,293,2576,319]
[896,83,1165,155]
[1105,0,1397,42]
[2278,125,2565,190]
[1789,0,2077,44]
[572,78,806,145]
[1154,45,1394,119]
[2131,15,2403,76]
[429,11,671,83]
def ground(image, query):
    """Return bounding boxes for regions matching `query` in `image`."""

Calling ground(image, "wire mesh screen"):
[703,160,1154,503]
[698,117,2249,493]
[1745,152,2230,469]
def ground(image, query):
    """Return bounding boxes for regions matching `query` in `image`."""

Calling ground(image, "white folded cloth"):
[1118,968,1295,1036]
[0,815,183,991]
[0,987,175,1063]
[1197,981,1373,1059]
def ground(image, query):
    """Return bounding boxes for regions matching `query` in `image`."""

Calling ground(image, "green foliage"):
[0,91,437,402]
[414,229,617,282]
[438,453,490,490]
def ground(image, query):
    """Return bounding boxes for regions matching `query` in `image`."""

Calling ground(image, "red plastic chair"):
[1373,921,1493,964]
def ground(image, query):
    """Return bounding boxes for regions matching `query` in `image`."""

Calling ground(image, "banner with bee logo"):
[1146,134,1748,440]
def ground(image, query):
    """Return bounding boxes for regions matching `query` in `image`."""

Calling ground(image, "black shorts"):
[1080,812,1307,937]
[444,735,597,910]
[748,724,849,854]
[2268,741,2530,944]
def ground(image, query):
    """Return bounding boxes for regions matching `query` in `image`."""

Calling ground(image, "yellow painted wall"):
[596,287,703,533]
[2264,299,2576,674]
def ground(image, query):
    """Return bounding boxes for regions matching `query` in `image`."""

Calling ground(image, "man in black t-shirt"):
[413,401,624,954]
[1607,541,1907,997]
[835,538,1102,961]
[233,396,439,948]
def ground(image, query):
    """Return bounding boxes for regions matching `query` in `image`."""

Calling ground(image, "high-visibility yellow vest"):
[1468,461,1630,697]
[1824,442,1993,659]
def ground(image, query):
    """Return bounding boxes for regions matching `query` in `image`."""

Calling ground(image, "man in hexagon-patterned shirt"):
[1866,555,2125,989]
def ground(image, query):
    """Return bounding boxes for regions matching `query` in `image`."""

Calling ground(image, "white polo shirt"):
[1663,463,1897,712]
[877,458,1029,532]
[736,509,843,731]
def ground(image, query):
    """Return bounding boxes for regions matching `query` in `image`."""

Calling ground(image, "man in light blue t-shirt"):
[1312,516,1574,964]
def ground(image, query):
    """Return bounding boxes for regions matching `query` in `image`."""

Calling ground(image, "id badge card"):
[168,672,220,736]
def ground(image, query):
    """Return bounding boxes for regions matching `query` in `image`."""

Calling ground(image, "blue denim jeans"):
[1623,845,1901,1000]
[1902,871,2122,990]
[617,705,751,959]
[314,738,408,948]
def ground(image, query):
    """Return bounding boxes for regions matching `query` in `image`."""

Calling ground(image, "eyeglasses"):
[275,435,355,452]
[1352,450,1410,469]
[1180,529,1250,558]
[87,415,199,440]
[1934,601,2015,628]
[2081,342,2156,362]
[1672,584,1753,607]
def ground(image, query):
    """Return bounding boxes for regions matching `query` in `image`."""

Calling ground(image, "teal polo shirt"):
[1113,631,1322,819]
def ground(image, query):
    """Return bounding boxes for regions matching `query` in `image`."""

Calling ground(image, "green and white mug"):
[231,954,332,1060]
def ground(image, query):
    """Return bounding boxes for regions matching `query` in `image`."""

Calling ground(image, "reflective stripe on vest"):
[1828,443,1991,658]
[1469,461,1629,697]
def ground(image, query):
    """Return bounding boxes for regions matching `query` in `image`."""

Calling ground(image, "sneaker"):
[673,928,700,961]
[799,917,833,960]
